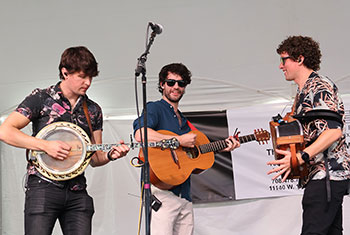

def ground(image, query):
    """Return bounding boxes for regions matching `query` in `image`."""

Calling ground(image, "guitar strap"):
[83,99,96,159]
[83,99,96,144]
[293,109,343,127]
[186,120,198,131]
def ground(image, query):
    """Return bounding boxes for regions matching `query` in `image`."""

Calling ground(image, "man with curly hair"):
[267,36,350,235]
[133,63,240,235]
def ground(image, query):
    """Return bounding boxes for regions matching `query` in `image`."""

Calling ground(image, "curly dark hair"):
[158,63,192,93]
[58,46,99,80]
[276,36,322,71]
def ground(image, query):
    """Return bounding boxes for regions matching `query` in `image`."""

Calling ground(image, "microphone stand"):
[135,31,158,235]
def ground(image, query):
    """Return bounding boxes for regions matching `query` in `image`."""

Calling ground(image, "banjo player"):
[0,46,130,235]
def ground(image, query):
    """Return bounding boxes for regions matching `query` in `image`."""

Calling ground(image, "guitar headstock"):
[254,129,270,144]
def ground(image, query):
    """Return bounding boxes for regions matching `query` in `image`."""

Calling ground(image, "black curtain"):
[184,111,236,203]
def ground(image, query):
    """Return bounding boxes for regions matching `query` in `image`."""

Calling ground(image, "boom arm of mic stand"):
[135,32,157,77]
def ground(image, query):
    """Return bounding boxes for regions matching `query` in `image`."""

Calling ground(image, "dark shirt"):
[133,99,193,201]
[16,82,103,182]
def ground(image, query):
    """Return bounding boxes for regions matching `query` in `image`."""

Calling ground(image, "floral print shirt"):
[16,82,103,176]
[294,72,350,182]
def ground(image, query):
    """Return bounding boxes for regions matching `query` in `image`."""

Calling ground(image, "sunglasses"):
[280,56,291,65]
[164,79,187,88]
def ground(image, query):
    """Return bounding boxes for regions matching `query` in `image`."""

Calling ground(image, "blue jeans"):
[301,179,349,235]
[24,175,94,235]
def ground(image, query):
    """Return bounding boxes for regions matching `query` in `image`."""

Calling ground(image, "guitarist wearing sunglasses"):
[133,63,240,235]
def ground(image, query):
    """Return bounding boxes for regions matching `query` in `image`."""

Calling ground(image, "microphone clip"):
[149,22,163,35]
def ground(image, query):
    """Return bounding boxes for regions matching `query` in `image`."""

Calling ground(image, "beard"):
[164,89,184,103]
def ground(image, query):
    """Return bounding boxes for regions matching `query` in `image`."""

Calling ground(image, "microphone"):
[149,22,163,34]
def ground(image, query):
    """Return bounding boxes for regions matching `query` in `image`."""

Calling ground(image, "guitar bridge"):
[170,149,180,169]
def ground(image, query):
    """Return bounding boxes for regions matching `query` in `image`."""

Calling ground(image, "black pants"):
[301,179,349,235]
[24,175,94,235]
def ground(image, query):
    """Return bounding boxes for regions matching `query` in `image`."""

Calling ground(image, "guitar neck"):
[199,134,256,154]
[238,134,256,144]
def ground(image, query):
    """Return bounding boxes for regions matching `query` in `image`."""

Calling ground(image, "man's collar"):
[308,71,318,78]
[50,81,88,101]
[47,81,64,100]
[161,98,178,108]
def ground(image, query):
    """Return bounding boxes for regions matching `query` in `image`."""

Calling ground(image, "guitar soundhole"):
[183,146,199,159]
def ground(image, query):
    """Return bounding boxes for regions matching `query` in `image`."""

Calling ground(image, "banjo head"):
[32,122,92,181]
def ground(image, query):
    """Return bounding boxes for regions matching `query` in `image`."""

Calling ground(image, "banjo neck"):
[87,142,159,152]
[87,138,180,152]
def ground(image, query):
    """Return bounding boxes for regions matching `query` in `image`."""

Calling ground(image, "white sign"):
[227,102,303,200]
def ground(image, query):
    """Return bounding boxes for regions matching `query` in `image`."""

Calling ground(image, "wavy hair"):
[59,46,99,80]
[277,36,321,71]
[158,63,192,93]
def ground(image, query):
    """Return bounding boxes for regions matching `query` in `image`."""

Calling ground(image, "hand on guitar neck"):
[222,136,241,152]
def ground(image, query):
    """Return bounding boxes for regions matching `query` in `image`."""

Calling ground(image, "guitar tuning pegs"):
[253,128,270,145]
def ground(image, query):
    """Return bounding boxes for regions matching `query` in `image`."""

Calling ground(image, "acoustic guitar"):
[139,129,270,190]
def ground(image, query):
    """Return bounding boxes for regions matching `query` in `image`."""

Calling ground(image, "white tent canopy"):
[1,1,350,234]
[1,0,350,117]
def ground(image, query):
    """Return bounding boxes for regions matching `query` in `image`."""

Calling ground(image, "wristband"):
[107,150,116,161]
[300,151,310,164]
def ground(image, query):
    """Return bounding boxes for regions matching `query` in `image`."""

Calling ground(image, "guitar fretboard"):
[238,134,256,144]
[199,134,256,154]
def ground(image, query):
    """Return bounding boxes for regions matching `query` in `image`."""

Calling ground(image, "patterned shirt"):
[294,72,350,182]
[133,99,193,201]
[16,82,103,178]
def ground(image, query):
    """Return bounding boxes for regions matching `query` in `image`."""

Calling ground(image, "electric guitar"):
[139,129,270,189]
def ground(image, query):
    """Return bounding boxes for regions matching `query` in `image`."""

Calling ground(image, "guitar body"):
[139,130,215,190]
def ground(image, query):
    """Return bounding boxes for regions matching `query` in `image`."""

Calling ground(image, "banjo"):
[28,121,179,181]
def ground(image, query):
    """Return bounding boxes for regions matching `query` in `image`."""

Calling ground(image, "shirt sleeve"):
[133,102,159,132]
[89,101,103,131]
[312,84,343,130]
[15,88,42,121]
